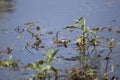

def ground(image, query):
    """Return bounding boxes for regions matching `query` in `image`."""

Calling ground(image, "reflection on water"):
[0,0,15,24]
[0,0,15,14]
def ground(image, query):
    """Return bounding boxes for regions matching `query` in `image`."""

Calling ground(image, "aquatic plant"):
[24,49,59,80]
[64,17,101,53]
[0,48,19,71]
[0,18,119,80]
[63,17,119,80]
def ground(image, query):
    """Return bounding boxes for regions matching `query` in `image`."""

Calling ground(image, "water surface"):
[0,0,120,80]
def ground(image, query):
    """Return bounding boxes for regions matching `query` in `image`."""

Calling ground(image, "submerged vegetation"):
[0,17,120,80]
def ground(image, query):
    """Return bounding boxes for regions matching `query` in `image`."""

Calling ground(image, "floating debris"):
[46,31,53,34]
[116,30,120,33]
[14,26,25,33]
[57,39,71,48]
[112,19,116,22]
[108,28,113,32]
[24,22,35,27]
[63,57,78,61]
[7,47,12,54]
[36,26,41,31]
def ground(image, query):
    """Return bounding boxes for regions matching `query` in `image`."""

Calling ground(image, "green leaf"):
[32,63,40,71]
[51,66,58,75]
[76,17,84,24]
[8,55,13,60]
[51,50,59,59]
[64,25,78,29]
[40,64,51,72]
[108,38,117,48]
[0,61,12,67]
[88,69,94,76]
[47,49,59,62]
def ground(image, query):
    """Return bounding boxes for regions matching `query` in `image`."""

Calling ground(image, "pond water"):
[0,0,120,80]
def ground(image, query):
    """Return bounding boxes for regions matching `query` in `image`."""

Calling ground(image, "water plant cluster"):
[0,17,120,80]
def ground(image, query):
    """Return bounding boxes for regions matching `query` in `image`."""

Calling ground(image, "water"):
[0,0,120,80]
[1,0,120,27]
